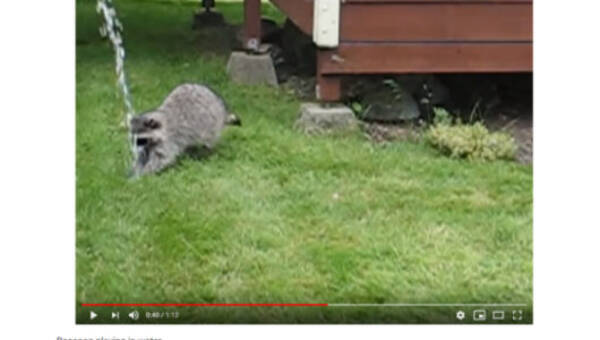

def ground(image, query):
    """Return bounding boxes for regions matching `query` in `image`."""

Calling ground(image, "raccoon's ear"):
[144,118,161,129]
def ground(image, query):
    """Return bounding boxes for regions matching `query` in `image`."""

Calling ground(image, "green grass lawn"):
[76,0,532,323]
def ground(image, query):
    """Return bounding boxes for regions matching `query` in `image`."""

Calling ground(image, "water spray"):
[96,0,137,163]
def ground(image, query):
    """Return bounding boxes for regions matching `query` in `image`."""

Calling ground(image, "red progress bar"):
[81,303,328,307]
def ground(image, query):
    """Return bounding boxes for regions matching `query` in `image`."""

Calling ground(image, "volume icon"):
[129,310,139,320]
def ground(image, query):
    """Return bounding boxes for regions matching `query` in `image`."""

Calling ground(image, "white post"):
[313,0,340,48]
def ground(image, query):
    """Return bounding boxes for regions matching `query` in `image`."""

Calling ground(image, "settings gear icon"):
[456,310,466,320]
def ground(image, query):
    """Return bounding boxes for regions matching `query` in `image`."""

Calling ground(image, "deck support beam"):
[243,0,261,52]
[316,50,342,102]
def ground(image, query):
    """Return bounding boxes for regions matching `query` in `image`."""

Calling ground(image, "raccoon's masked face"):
[131,112,166,148]
[129,113,166,178]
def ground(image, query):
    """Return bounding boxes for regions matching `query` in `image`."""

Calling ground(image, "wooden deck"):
[243,0,533,101]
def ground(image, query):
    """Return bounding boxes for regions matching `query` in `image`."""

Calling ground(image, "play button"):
[90,311,98,320]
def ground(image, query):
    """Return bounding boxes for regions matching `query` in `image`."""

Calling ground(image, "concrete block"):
[226,52,278,87]
[295,103,359,134]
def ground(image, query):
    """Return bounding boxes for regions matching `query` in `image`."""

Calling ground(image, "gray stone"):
[295,103,359,134]
[395,74,450,106]
[361,84,421,122]
[345,77,421,122]
[226,52,278,87]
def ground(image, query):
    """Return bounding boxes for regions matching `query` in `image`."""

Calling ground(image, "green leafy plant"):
[426,108,518,161]
[432,107,453,126]
[350,101,364,117]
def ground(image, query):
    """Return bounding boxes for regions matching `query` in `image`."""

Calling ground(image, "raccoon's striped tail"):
[226,113,242,126]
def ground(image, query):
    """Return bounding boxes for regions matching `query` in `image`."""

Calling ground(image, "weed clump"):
[425,108,517,161]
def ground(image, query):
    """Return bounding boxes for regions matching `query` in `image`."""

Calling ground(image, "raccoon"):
[129,83,240,177]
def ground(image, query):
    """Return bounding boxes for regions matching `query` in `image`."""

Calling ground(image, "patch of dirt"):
[439,73,533,164]
[362,122,422,144]
[361,110,533,164]
[484,109,533,165]
[281,76,316,100]
[192,11,226,30]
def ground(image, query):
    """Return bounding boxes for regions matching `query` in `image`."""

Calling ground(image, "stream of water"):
[96,0,137,162]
